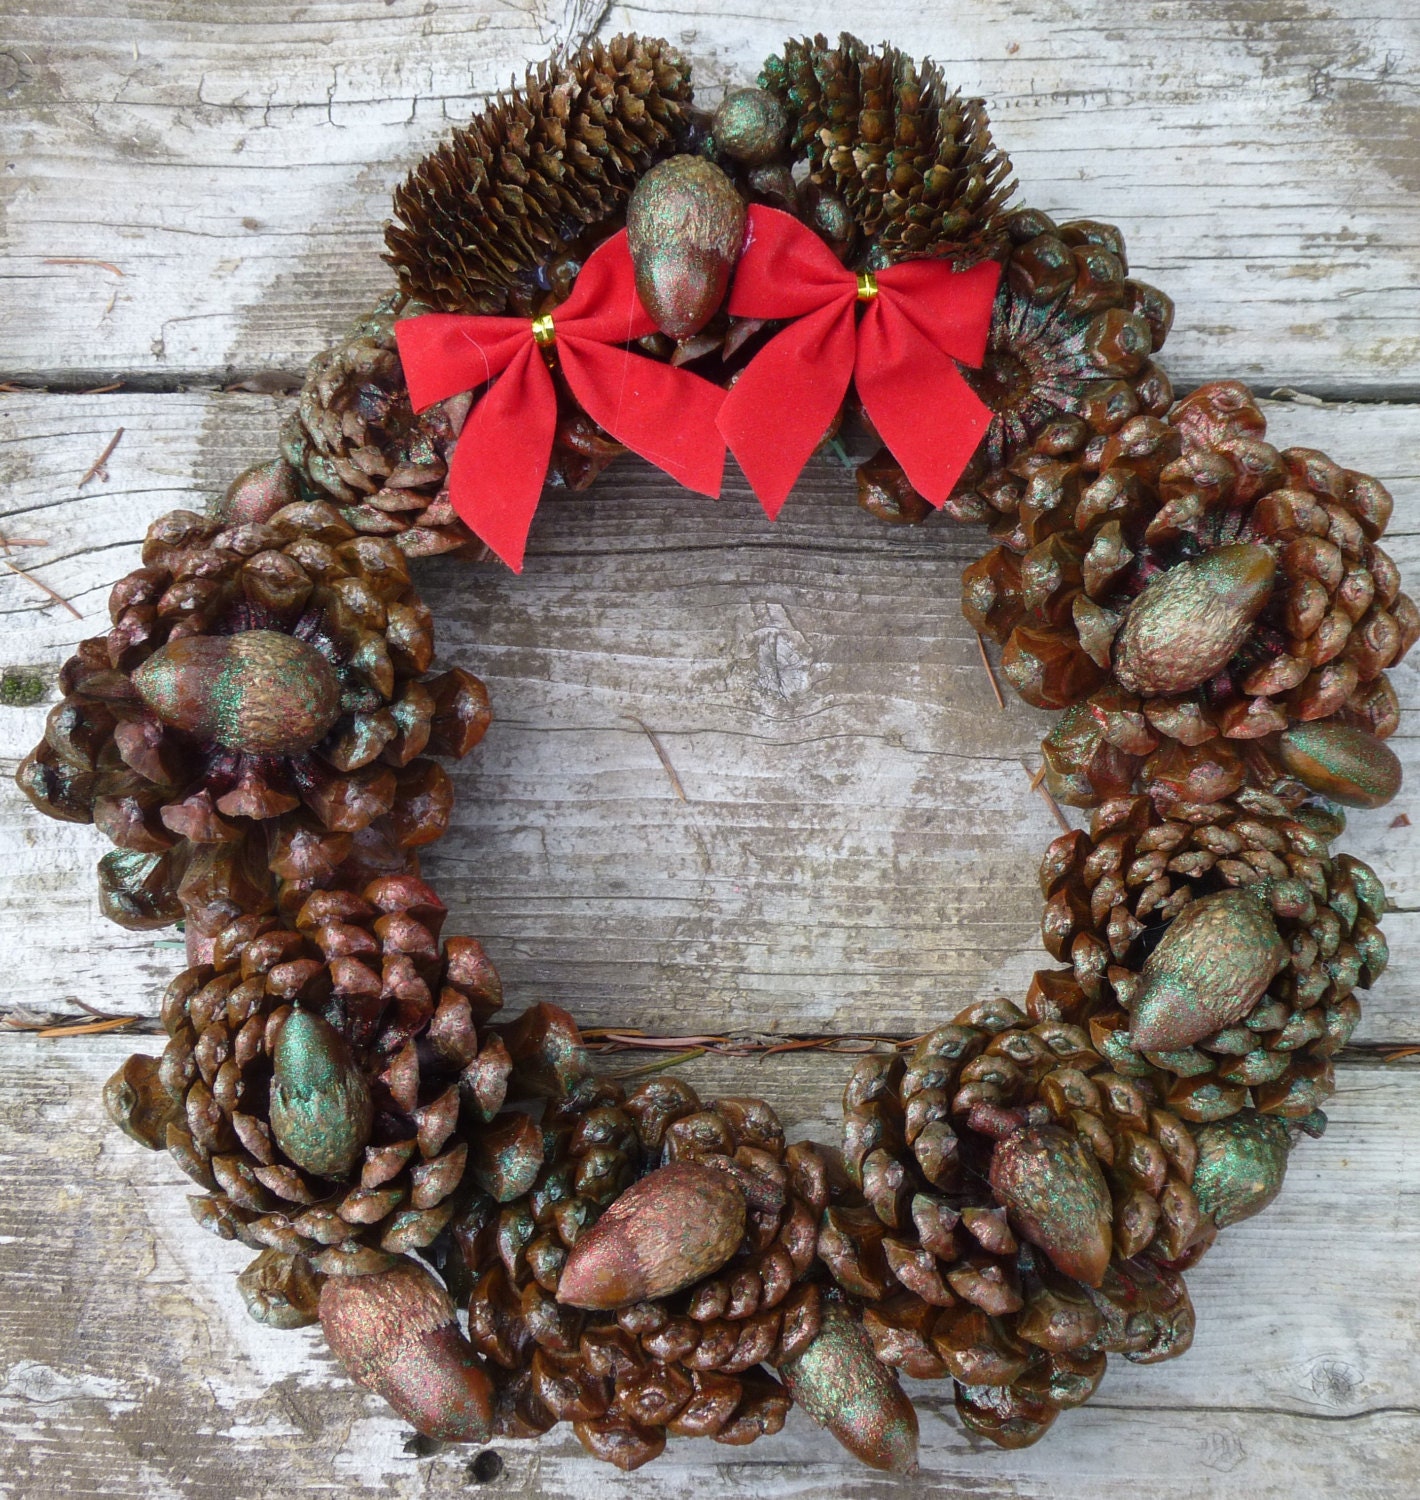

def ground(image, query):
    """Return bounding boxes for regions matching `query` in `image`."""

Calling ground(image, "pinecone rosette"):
[1036,788,1386,1124]
[16,505,491,935]
[760,33,1015,269]
[102,875,514,1323]
[964,382,1417,740]
[826,997,1203,1449]
[454,1012,828,1469]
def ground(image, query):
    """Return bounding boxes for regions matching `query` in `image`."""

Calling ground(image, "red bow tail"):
[717,206,1001,518]
[395,231,727,572]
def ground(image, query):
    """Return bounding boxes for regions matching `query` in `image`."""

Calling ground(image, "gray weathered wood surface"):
[1,2,1418,1497]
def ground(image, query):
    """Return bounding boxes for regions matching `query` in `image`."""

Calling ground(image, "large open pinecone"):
[825,997,1203,1449]
[16,504,490,933]
[450,1007,827,1470]
[1036,788,1385,1124]
[385,35,693,316]
[760,33,1015,269]
[102,875,513,1324]
[963,382,1417,729]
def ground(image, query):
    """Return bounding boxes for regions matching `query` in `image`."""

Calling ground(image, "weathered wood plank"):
[0,1035,1415,1497]
[2,1,1418,394]
[1,389,1418,1039]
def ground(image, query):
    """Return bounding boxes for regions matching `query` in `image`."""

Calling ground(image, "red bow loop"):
[394,231,727,572]
[719,206,1001,517]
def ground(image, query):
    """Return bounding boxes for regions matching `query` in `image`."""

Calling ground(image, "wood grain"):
[1,1,1418,394]
[1,390,1418,1038]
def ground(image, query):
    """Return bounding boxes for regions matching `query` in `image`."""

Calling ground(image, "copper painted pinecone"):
[102,876,512,1324]
[455,1017,825,1470]
[16,505,490,931]
[1036,788,1385,1124]
[760,33,1015,268]
[277,296,479,557]
[827,998,1199,1449]
[385,35,693,316]
[963,381,1417,722]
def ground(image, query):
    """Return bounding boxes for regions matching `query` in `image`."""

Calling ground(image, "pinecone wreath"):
[17,30,1408,1479]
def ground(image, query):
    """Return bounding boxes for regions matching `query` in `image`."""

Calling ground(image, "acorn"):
[1191,1112,1291,1228]
[1129,890,1288,1052]
[626,155,746,339]
[1277,722,1403,809]
[1113,543,1276,696]
[556,1160,746,1309]
[319,1261,493,1442]
[988,1125,1113,1287]
[268,1007,373,1178]
[710,87,789,166]
[132,631,342,756]
[778,1300,919,1473]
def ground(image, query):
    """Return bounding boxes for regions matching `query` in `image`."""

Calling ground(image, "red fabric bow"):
[395,231,727,571]
[718,206,1001,518]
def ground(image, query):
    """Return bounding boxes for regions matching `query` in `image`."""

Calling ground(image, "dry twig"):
[78,426,124,487]
[975,632,1005,710]
[4,558,82,620]
[627,715,687,801]
[43,257,124,276]
[1022,757,1071,834]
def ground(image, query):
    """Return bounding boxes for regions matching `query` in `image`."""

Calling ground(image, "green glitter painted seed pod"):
[626,155,747,339]
[778,1299,920,1472]
[988,1125,1114,1287]
[1277,722,1404,809]
[1191,1112,1292,1228]
[1129,890,1288,1053]
[320,1260,493,1442]
[132,630,343,756]
[556,1160,747,1309]
[268,1007,374,1178]
[710,87,790,165]
[1113,543,1277,697]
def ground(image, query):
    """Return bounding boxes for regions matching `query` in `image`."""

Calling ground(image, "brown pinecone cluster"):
[16,504,490,941]
[962,382,1417,758]
[278,296,478,557]
[1037,788,1386,1124]
[759,33,1015,269]
[385,35,694,316]
[455,1016,830,1470]
[824,997,1203,1448]
[103,876,510,1321]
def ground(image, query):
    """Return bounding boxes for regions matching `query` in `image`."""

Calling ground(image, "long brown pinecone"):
[760,33,1015,268]
[385,35,694,315]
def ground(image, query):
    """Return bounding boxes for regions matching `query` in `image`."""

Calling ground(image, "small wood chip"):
[976,632,1005,710]
[78,426,125,487]
[1390,813,1411,829]
[3,558,82,620]
[43,257,125,276]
